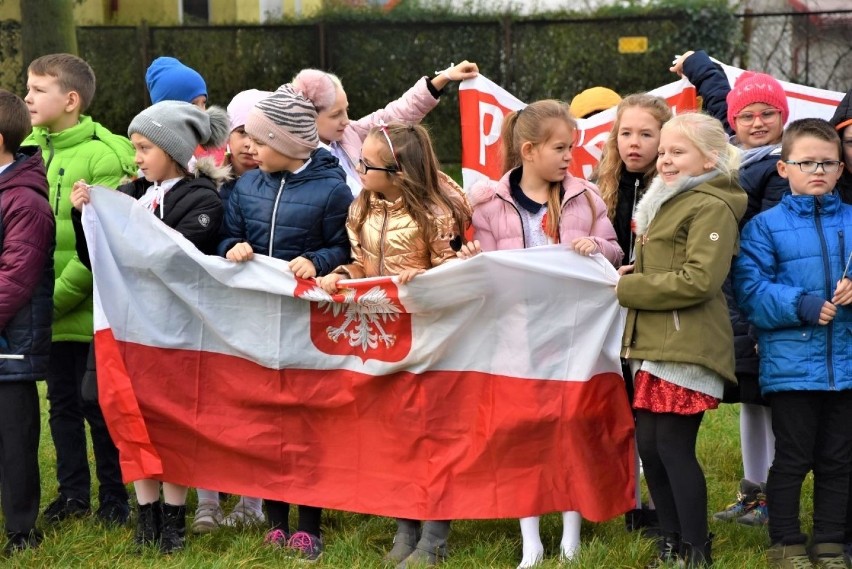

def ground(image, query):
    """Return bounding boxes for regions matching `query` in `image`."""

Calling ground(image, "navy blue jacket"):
[0,149,55,382]
[733,192,852,394]
[218,148,353,276]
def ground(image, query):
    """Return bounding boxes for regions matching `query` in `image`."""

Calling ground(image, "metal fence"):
[73,9,851,163]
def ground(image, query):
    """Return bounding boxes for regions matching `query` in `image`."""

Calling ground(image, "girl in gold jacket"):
[317,122,470,567]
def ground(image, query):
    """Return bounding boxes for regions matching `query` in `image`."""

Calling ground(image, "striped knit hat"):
[244,84,318,159]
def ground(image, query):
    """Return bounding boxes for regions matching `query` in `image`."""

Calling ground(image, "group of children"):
[0,47,850,569]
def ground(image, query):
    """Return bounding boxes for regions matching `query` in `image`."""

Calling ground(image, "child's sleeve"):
[732,217,809,330]
[217,184,248,257]
[585,190,624,266]
[681,50,734,135]
[302,182,354,277]
[617,199,738,310]
[333,216,367,279]
[172,191,225,253]
[346,78,440,143]
[0,192,55,331]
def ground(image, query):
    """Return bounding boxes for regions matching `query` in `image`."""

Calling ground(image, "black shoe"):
[96,495,130,526]
[680,534,713,568]
[646,531,680,568]
[43,494,91,523]
[4,529,43,555]
[160,503,187,554]
[134,502,162,549]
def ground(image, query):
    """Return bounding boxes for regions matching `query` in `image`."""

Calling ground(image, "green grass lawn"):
[5,385,809,568]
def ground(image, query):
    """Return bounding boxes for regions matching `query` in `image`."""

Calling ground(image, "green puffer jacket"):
[617,172,747,383]
[23,116,136,342]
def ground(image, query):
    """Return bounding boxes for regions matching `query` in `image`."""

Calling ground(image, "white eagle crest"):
[300,285,403,352]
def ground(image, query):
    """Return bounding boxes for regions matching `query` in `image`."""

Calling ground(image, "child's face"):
[656,128,715,184]
[316,89,349,144]
[227,127,258,176]
[25,73,74,131]
[131,133,182,183]
[525,119,574,183]
[248,136,304,173]
[842,125,852,175]
[732,102,784,149]
[777,135,843,196]
[357,135,399,197]
[616,107,661,173]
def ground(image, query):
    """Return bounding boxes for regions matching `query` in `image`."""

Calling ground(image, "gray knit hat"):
[128,100,229,169]
[244,84,318,160]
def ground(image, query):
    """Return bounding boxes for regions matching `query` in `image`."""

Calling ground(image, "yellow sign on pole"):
[619,37,648,54]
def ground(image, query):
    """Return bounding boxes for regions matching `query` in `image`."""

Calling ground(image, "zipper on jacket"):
[496,194,526,248]
[840,230,847,276]
[55,168,65,214]
[378,206,390,276]
[629,178,640,263]
[814,198,836,390]
[44,134,55,173]
[672,310,681,331]
[268,175,287,257]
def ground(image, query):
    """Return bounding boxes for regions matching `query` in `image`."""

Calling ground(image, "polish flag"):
[83,187,635,521]
[460,67,844,190]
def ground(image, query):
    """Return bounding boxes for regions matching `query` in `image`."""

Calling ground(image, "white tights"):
[740,403,774,483]
[517,511,581,568]
[134,479,188,506]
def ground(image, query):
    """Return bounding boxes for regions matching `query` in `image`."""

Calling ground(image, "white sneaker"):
[221,502,266,527]
[191,501,224,534]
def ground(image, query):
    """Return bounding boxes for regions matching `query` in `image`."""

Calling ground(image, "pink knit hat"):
[726,71,789,128]
[244,84,318,160]
[227,89,274,132]
[292,69,338,112]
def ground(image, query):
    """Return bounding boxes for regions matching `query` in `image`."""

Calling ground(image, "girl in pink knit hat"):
[292,62,478,195]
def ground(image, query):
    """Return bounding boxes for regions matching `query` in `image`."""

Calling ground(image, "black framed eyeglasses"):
[783,160,843,174]
[356,158,397,175]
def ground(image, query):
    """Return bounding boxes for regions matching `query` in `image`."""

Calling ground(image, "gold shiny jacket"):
[336,173,469,278]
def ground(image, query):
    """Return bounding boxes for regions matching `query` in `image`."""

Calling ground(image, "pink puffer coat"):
[468,168,623,266]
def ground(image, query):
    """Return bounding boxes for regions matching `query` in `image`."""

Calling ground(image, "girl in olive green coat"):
[616,113,746,567]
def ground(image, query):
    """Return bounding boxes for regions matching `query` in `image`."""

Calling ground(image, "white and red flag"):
[460,67,844,189]
[83,187,634,521]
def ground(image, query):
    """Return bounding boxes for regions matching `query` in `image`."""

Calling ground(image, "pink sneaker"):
[287,531,323,561]
[264,528,290,547]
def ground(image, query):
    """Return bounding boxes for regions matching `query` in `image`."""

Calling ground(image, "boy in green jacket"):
[23,53,136,525]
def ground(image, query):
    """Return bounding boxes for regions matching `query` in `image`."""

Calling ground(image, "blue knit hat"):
[145,56,207,105]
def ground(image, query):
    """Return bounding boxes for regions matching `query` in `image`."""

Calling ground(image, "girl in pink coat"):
[459,99,622,569]
[292,62,478,195]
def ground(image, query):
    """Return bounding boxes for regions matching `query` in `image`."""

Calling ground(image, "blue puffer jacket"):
[218,148,353,276]
[733,192,852,394]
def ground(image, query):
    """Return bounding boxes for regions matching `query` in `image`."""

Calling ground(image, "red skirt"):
[633,370,719,415]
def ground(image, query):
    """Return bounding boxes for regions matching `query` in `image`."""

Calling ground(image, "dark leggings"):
[265,500,322,536]
[635,409,707,544]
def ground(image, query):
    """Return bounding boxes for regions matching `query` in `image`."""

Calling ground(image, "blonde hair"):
[501,99,576,241]
[353,122,470,247]
[663,113,741,178]
[595,94,672,220]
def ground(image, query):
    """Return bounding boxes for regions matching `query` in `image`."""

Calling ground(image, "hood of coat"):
[0,147,48,199]
[634,171,746,235]
[259,146,346,187]
[467,167,598,208]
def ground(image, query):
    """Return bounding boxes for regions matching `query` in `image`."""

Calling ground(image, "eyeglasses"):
[356,158,397,175]
[783,160,843,174]
[734,109,782,126]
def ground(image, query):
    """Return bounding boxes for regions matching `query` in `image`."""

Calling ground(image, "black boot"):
[646,531,680,568]
[134,502,162,549]
[160,503,186,554]
[680,534,713,567]
[384,519,421,564]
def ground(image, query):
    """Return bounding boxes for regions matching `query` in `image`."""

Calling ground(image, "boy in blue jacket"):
[218,83,353,561]
[733,118,852,568]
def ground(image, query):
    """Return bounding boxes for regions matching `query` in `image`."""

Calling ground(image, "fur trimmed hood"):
[634,171,728,236]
